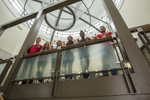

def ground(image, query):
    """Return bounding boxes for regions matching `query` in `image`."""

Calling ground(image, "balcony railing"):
[11,37,131,85]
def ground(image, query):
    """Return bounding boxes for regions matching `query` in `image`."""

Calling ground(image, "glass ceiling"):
[6,0,124,39]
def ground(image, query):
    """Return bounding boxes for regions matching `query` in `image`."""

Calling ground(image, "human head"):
[80,31,85,39]
[43,42,50,50]
[100,26,106,33]
[57,40,62,46]
[67,35,73,41]
[36,37,41,44]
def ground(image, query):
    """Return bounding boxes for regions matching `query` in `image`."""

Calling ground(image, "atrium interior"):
[0,0,150,100]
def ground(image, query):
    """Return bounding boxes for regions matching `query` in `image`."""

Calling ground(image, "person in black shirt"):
[62,35,75,80]
[77,31,90,79]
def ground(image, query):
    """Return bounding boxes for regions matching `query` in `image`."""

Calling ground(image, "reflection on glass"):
[15,53,57,80]
[60,41,120,77]
[0,63,7,75]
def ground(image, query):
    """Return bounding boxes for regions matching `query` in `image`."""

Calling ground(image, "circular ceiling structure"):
[4,0,124,39]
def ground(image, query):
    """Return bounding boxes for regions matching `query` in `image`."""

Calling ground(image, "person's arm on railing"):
[50,45,54,49]
[86,36,90,41]
[40,48,44,52]
[27,44,31,54]
[93,34,98,39]
[76,38,80,44]
[73,39,76,44]
[62,41,66,47]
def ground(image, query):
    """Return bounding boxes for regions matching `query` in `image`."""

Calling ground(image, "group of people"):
[20,26,116,84]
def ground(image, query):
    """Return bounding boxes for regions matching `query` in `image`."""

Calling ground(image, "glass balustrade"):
[15,39,122,81]
[0,63,7,75]
[15,52,57,80]
[60,41,120,78]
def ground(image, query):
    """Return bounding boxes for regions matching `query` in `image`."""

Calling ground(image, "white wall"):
[0,0,29,58]
[120,0,150,28]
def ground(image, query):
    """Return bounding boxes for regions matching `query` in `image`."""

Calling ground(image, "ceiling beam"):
[61,9,101,33]
[0,0,82,29]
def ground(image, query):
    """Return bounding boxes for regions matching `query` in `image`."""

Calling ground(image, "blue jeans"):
[21,58,36,79]
[102,45,118,76]
[63,52,74,79]
[79,48,90,79]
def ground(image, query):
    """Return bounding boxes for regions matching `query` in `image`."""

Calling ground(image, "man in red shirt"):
[27,37,43,54]
[96,26,113,39]
[21,37,43,84]
[95,26,117,76]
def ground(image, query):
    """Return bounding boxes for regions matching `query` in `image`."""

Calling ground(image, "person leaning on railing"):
[75,31,91,79]
[62,35,76,80]
[94,26,117,76]
[95,26,113,39]
[37,42,51,83]
[21,37,43,85]
[51,40,64,49]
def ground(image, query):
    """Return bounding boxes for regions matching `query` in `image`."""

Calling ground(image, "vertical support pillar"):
[102,0,150,73]
[49,8,63,45]
[27,10,46,46]
[2,10,45,94]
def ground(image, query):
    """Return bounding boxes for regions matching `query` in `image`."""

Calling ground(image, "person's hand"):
[37,44,40,48]
[50,45,53,49]
[105,33,109,37]
[77,38,80,44]
[62,41,65,46]
[41,50,44,52]
[86,36,89,41]
[73,39,76,44]
[27,44,31,49]
[93,34,97,39]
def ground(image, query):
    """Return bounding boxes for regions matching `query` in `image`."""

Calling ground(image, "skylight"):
[6,0,124,39]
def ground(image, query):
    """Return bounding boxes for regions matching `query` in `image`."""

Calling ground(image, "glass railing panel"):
[60,41,120,78]
[15,52,57,80]
[145,32,150,40]
[0,63,7,75]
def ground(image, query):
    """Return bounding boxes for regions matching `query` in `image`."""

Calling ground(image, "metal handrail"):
[58,67,128,78]
[130,24,150,33]
[12,67,128,82]
[138,32,150,54]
